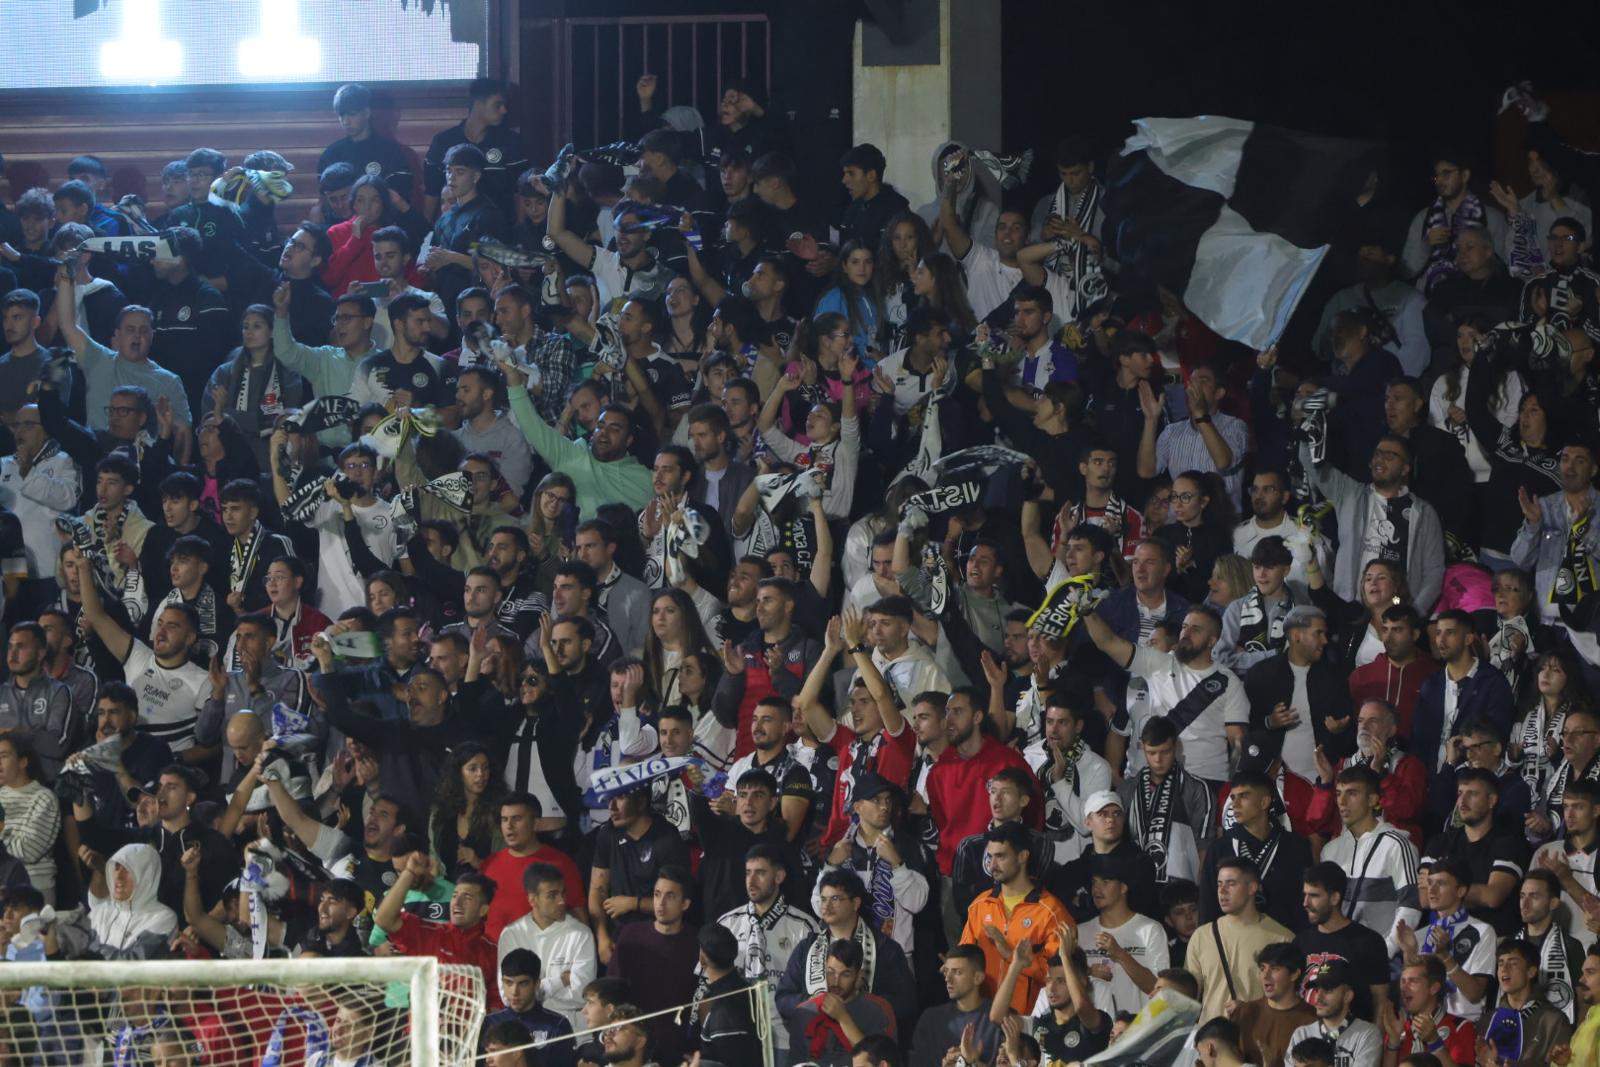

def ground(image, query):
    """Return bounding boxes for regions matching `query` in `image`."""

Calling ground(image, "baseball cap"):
[1236,730,1285,775]
[1311,960,1355,991]
[1082,790,1123,826]
[851,772,904,805]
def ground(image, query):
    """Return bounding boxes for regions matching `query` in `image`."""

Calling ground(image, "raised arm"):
[840,610,904,735]
[797,620,845,743]
[807,496,834,601]
[1080,606,1134,669]
[940,184,973,261]
[546,187,597,271]
[179,846,230,951]
[67,547,132,662]
[53,264,90,357]
[374,851,430,935]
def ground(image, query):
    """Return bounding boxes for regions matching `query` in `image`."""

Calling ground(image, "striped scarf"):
[1421,192,1488,295]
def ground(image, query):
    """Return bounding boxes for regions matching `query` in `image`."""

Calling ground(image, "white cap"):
[1082,789,1123,826]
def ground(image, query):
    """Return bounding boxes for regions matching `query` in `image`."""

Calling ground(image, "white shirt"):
[1023,738,1113,863]
[959,241,1023,321]
[1282,662,1318,781]
[1430,366,1522,483]
[371,287,447,350]
[1534,839,1599,948]
[1233,516,1328,591]
[1439,663,1479,769]
[496,911,597,1027]
[872,348,938,418]
[0,452,79,580]
[1438,914,1496,1021]
[311,498,399,618]
[1354,624,1385,669]
[1079,912,1169,1018]
[1129,646,1249,782]
[122,640,208,753]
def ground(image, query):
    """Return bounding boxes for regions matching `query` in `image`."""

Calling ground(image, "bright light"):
[238,0,322,78]
[98,0,182,82]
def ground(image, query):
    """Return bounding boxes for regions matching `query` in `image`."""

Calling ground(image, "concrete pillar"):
[851,0,1002,208]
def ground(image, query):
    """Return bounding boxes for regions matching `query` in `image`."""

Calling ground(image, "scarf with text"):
[1134,768,1179,882]
[1234,587,1289,655]
[804,919,876,996]
[230,521,266,594]
[234,358,282,421]
[1044,180,1108,315]
[1039,739,1087,837]
[1520,699,1568,795]
[1421,192,1489,295]
[739,894,795,984]
[1553,510,1600,624]
[1526,922,1576,1021]
[1372,492,1412,565]
[1421,906,1473,961]
[848,827,898,942]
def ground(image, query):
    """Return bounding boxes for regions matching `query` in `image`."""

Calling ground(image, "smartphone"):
[359,281,389,300]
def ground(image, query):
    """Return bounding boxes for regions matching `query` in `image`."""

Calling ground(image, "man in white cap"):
[1044,789,1161,923]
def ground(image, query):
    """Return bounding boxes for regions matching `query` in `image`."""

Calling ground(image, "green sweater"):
[272,318,364,448]
[507,388,652,517]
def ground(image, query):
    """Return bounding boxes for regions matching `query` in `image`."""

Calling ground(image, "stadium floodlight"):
[238,0,323,78]
[98,0,182,83]
[0,956,486,1067]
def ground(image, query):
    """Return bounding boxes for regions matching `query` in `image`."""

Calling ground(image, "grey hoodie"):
[916,140,1001,251]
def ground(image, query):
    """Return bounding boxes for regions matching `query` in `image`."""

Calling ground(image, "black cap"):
[1088,852,1133,885]
[851,772,904,805]
[1311,960,1355,991]
[1237,730,1284,775]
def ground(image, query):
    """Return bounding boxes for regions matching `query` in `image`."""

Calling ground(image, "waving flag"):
[1103,116,1378,350]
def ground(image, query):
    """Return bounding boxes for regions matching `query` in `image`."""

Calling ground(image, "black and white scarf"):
[1372,492,1412,565]
[804,920,876,995]
[739,895,794,984]
[1546,753,1600,813]
[235,358,282,418]
[1520,700,1568,795]
[1134,769,1178,882]
[1039,739,1086,837]
[1235,588,1289,655]
[159,584,218,642]
[1044,180,1108,315]
[1524,923,1577,1021]
[1230,824,1284,878]
[230,522,266,594]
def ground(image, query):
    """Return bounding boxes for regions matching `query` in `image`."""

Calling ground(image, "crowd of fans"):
[2,69,1600,1067]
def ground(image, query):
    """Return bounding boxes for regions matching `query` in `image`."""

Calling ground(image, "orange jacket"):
[960,886,1074,1013]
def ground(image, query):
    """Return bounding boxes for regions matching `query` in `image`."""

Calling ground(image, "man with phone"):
[367,226,448,350]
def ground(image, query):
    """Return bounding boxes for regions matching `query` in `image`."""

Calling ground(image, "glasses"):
[1550,233,1581,243]
[1170,492,1200,504]
[332,313,366,324]
[105,406,140,417]
[342,462,373,473]
[1563,730,1598,740]
[817,894,851,908]
[520,675,544,687]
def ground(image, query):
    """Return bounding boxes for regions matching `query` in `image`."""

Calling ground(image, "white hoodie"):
[88,843,178,953]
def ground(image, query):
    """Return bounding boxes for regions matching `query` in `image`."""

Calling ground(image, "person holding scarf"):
[1403,150,1507,296]
[202,305,309,473]
[218,479,294,617]
[814,773,929,964]
[1111,715,1216,890]
[1024,692,1113,865]
[1513,648,1590,800]
[1517,869,1585,1025]
[1511,437,1600,628]
[1396,857,1496,1021]
[1215,537,1304,672]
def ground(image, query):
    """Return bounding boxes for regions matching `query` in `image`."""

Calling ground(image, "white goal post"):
[0,956,486,1067]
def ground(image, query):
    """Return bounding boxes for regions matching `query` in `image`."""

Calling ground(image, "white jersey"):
[1129,646,1249,783]
[122,640,208,753]
[1535,839,1600,948]
[1023,739,1113,864]
[718,899,820,1051]
[1079,912,1169,1018]
[311,498,399,618]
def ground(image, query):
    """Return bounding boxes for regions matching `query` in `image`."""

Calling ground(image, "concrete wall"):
[851,0,1001,209]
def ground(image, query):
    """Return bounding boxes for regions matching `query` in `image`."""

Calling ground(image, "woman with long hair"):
[526,473,578,566]
[1308,556,1413,668]
[1432,314,1521,484]
[667,649,733,770]
[774,314,874,438]
[662,275,714,379]
[1153,470,1236,604]
[1205,554,1252,613]
[643,589,714,706]
[430,741,507,875]
[874,212,937,350]
[322,174,399,295]
[1514,648,1594,796]
[815,241,885,357]
[203,304,310,474]
[194,414,260,521]
[909,253,978,337]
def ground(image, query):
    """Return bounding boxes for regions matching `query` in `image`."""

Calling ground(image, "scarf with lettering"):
[1230,824,1283,880]
[85,503,126,589]
[1547,753,1600,813]
[1039,739,1086,838]
[235,358,281,419]
[1421,192,1489,295]
[230,521,265,594]
[1134,768,1178,882]
[1521,700,1568,795]
[849,827,898,941]
[1043,180,1108,315]
[1527,923,1577,1021]
[740,894,794,984]
[1553,510,1600,624]
[1491,616,1536,698]
[1234,587,1289,655]
[804,919,876,996]
[159,584,218,643]
[1373,492,1412,565]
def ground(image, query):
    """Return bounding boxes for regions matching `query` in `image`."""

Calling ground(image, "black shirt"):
[1046,839,1162,923]
[1032,1007,1112,1064]
[1295,921,1389,1017]
[148,273,234,415]
[838,185,910,251]
[319,134,416,197]
[638,352,693,413]
[429,195,509,308]
[424,122,530,216]
[592,816,691,928]
[280,274,335,348]
[1421,825,1530,935]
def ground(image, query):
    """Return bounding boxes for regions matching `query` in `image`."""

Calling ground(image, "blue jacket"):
[1411,660,1516,777]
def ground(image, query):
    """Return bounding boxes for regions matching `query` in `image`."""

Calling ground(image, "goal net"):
[0,957,486,1067]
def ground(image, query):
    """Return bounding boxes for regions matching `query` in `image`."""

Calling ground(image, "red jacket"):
[1348,654,1440,741]
[390,911,503,1011]
[821,720,917,847]
[926,738,1042,875]
[1220,768,1338,840]
[1304,752,1429,848]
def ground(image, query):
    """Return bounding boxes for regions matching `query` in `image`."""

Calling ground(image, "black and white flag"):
[1103,117,1378,350]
